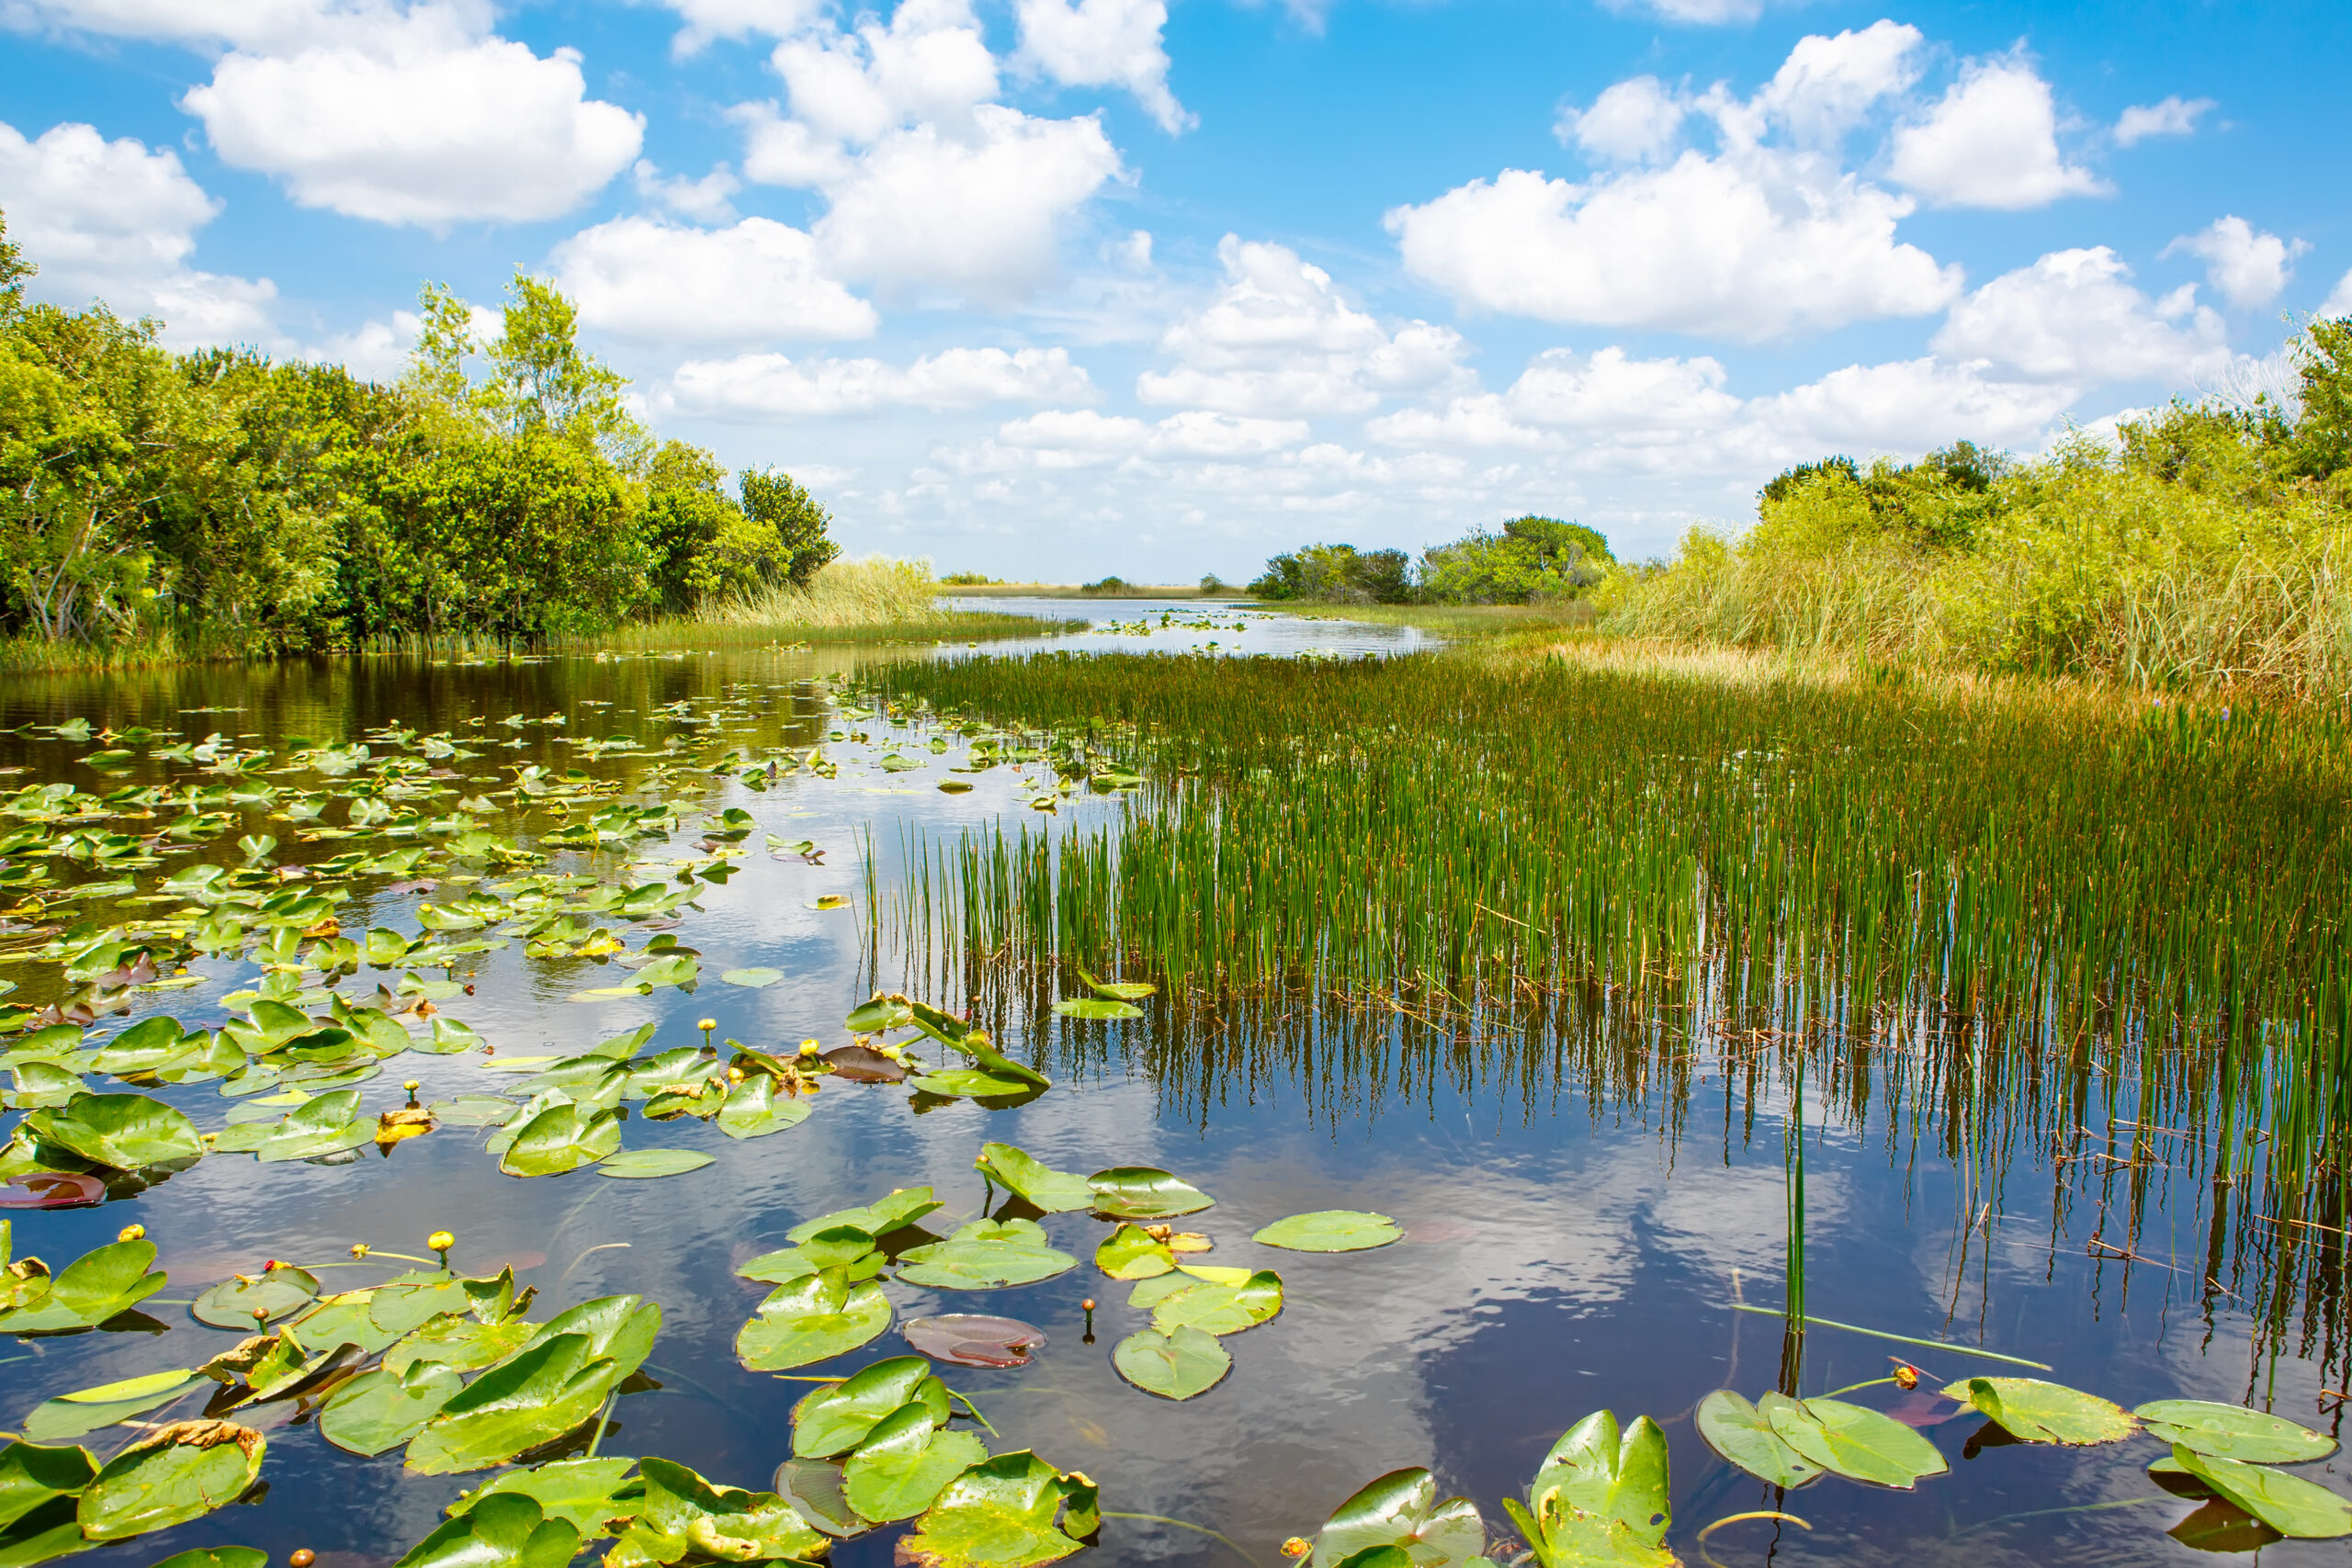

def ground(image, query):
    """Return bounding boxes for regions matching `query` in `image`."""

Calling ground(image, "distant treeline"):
[1250,516,1614,605]
[0,210,833,653]
[1607,319,2352,694]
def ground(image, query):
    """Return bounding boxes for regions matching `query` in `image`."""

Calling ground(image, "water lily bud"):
[1282,1540,1312,1559]
[116,1224,144,1243]
[798,1040,820,1056]
[698,1018,717,1032]
[1893,1363,1919,1390]
[1080,1299,1096,1313]
[264,1258,285,1271]
[727,1066,744,1082]
[290,1551,316,1568]
[428,1230,455,1254]
[350,1243,370,1258]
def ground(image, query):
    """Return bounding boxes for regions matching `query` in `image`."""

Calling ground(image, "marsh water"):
[2,612,2344,1568]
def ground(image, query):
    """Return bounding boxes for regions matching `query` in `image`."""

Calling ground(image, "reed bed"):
[862,646,2352,1385]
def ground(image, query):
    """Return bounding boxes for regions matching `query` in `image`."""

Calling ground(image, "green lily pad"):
[897,1220,1076,1291]
[523,1296,661,1381]
[384,1315,537,1376]
[2135,1400,2333,1463]
[787,1188,942,1244]
[391,1491,581,1568]
[895,1451,1096,1568]
[1150,1270,1283,1337]
[1311,1467,1487,1568]
[2171,1445,2352,1539]
[738,1228,885,1286]
[774,1459,863,1539]
[791,1358,945,1459]
[975,1144,1094,1213]
[1050,998,1140,1021]
[143,1549,266,1568]
[0,1440,96,1536]
[908,1069,1041,1100]
[499,1103,621,1178]
[0,1237,169,1334]
[1113,1325,1229,1401]
[1940,1377,2137,1446]
[719,968,784,989]
[1075,969,1156,1000]
[598,1149,714,1179]
[1088,1167,1211,1220]
[257,1091,372,1162]
[25,1095,202,1169]
[77,1422,266,1540]
[193,1267,320,1328]
[1126,1265,1250,1309]
[716,1077,809,1140]
[1766,1393,1948,1488]
[319,1364,464,1456]
[842,1402,989,1523]
[738,1267,893,1371]
[1094,1224,1174,1280]
[21,1371,209,1444]
[1696,1390,1822,1490]
[605,1456,826,1568]
[404,1335,619,1475]
[457,1458,642,1540]
[1253,1211,1402,1253]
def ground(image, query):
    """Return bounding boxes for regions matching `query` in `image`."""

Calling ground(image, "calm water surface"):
[1,625,2339,1568]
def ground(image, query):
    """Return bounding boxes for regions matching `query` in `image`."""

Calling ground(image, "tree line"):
[0,211,833,653]
[1248,516,1615,605]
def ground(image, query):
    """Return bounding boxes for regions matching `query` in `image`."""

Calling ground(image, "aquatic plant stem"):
[1726,1304,2053,1369]
[584,1392,616,1459]
[1100,1512,1259,1567]
[1697,1510,1811,1568]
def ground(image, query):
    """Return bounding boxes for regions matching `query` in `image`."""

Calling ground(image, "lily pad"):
[1254,1211,1402,1253]
[2135,1400,2333,1463]
[605,1456,825,1568]
[716,1077,809,1140]
[1940,1377,2137,1446]
[897,1220,1077,1291]
[787,1189,941,1244]
[975,1144,1094,1213]
[0,1440,96,1538]
[193,1268,320,1329]
[1696,1390,1822,1490]
[77,1421,265,1540]
[2171,1445,2352,1539]
[820,1046,905,1083]
[791,1358,944,1459]
[0,1175,104,1211]
[1126,1265,1250,1309]
[895,1451,1096,1568]
[1766,1393,1948,1489]
[902,1315,1046,1370]
[1050,998,1140,1021]
[738,1228,885,1286]
[21,1371,209,1444]
[1311,1468,1487,1568]
[143,1550,266,1568]
[841,1403,989,1523]
[25,1095,202,1170]
[1094,1224,1174,1280]
[598,1149,714,1179]
[404,1334,619,1475]
[319,1364,463,1456]
[391,1491,581,1568]
[0,1236,169,1334]
[738,1267,893,1371]
[499,1103,622,1178]
[1502,1410,1672,1568]
[774,1459,863,1539]
[257,1091,373,1162]
[1112,1325,1229,1401]
[909,1069,1042,1100]
[458,1458,642,1540]
[1149,1270,1283,1337]
[1088,1167,1211,1220]
[1075,969,1157,1000]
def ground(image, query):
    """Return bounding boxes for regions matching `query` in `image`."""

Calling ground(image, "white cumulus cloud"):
[1887,58,2107,209]
[1014,0,1190,133]
[662,345,1095,417]
[2114,96,2214,147]
[2165,216,2305,310]
[1752,20,1921,146]
[549,214,878,344]
[0,118,277,344]
[632,159,741,222]
[181,4,643,227]
[2324,270,2352,320]
[1931,247,2231,385]
[659,0,824,56]
[1556,76,1686,165]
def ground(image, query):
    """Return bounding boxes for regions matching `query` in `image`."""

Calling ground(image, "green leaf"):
[719,968,784,989]
[737,1267,892,1372]
[1094,1224,1174,1280]
[2171,1444,2352,1539]
[0,1238,168,1334]
[604,1457,825,1568]
[1112,1325,1229,1401]
[25,1095,202,1169]
[1125,1265,1250,1309]
[1148,1270,1283,1337]
[257,1090,372,1162]
[908,1069,1040,1100]
[498,1103,621,1178]
[774,1459,863,1539]
[842,1403,989,1523]
[77,1422,266,1540]
[1050,998,1140,1021]
[391,1491,581,1568]
[974,1143,1094,1213]
[786,1188,941,1243]
[1523,1408,1672,1561]
[897,1220,1077,1290]
[319,1364,463,1456]
[1088,1167,1211,1220]
[1695,1391,1820,1490]
[403,1336,617,1475]
[142,1549,266,1568]
[456,1459,641,1540]
[895,1451,1094,1568]
[716,1077,810,1140]
[737,1227,885,1286]
[1309,1467,1486,1568]
[598,1149,714,1179]
[1939,1377,2137,1446]
[193,1268,320,1329]
[0,1443,96,1533]
[632,954,699,990]
[384,1315,536,1377]
[523,1296,661,1381]
[791,1358,943,1459]
[21,1372,208,1444]
[1075,968,1157,1000]
[1253,1210,1402,1253]
[1766,1393,1947,1489]
[2134,1400,2333,1463]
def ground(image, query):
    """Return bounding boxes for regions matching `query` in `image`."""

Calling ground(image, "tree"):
[741,468,837,587]
[1416,517,1610,604]
[2288,316,2352,487]
[0,211,33,323]
[1248,543,1410,603]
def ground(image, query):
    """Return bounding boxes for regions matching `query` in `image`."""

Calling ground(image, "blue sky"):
[1,0,2344,581]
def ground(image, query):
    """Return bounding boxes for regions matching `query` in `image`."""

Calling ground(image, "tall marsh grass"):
[578,557,1080,653]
